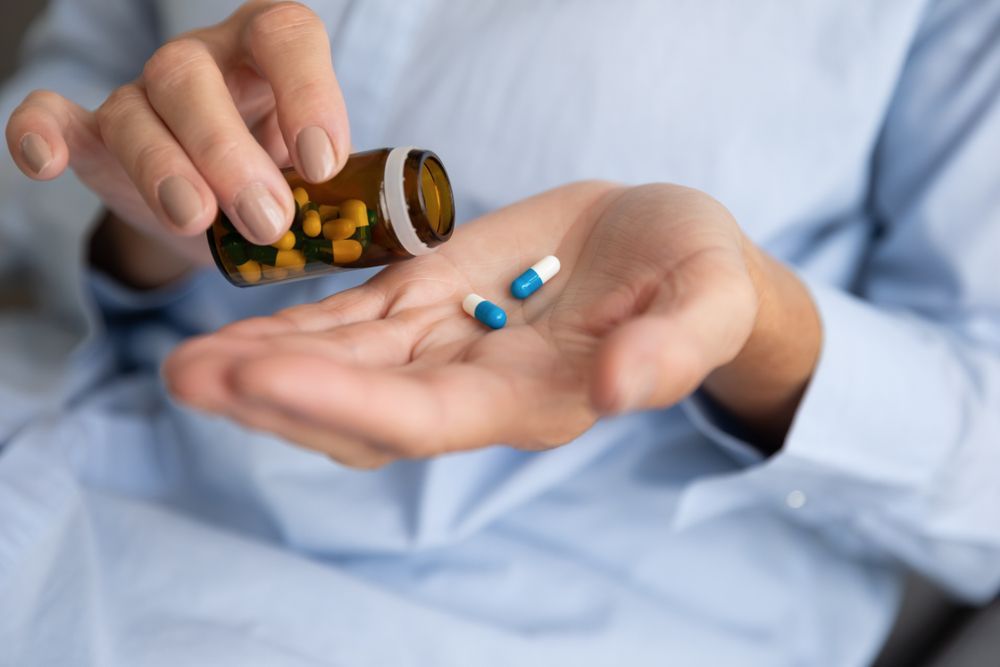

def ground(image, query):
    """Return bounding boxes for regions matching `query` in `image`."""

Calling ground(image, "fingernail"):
[234,183,286,243]
[296,126,335,182]
[157,175,203,230]
[20,133,52,175]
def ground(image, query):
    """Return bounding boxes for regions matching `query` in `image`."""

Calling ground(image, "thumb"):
[589,251,757,414]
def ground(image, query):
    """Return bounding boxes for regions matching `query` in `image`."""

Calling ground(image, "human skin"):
[165,181,822,465]
[5,1,349,263]
[4,1,821,461]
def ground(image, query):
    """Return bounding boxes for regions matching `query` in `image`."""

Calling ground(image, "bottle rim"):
[382,147,455,256]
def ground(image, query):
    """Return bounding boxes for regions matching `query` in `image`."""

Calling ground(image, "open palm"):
[166,181,759,467]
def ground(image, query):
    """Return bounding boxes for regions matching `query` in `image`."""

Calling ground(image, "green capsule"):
[351,224,370,248]
[246,244,278,265]
[221,234,248,265]
[302,239,333,263]
[367,210,377,227]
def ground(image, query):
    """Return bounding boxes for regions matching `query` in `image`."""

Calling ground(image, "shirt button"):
[785,490,807,509]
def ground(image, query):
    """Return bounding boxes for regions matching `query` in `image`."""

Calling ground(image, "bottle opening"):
[402,150,455,247]
[419,156,453,237]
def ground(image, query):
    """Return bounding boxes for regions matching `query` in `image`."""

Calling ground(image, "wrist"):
[89,211,203,290]
[701,233,822,449]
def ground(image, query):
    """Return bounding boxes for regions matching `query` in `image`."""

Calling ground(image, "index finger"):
[240,2,350,182]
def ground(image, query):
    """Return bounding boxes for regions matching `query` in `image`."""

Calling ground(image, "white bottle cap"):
[382,146,433,256]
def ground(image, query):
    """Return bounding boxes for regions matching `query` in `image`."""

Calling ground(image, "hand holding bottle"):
[5,0,349,271]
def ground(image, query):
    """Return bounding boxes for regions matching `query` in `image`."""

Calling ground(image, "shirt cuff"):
[680,393,765,467]
[674,277,963,530]
[87,268,199,316]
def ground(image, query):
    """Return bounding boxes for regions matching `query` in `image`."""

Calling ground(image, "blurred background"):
[0,1,47,82]
[0,0,48,309]
[0,2,993,666]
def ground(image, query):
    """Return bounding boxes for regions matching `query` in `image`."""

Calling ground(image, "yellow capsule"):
[322,218,356,241]
[265,267,289,281]
[318,205,340,221]
[275,249,306,270]
[332,239,364,264]
[272,230,297,250]
[340,199,369,228]
[292,187,310,208]
[302,210,322,237]
[236,260,262,284]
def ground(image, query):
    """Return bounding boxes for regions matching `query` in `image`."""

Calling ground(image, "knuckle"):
[192,133,242,171]
[95,84,145,129]
[248,2,321,44]
[277,78,327,106]
[131,142,178,185]
[143,38,213,90]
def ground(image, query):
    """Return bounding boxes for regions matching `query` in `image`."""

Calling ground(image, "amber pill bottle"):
[207,147,455,287]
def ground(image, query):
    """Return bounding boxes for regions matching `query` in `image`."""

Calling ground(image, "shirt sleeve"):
[679,0,1000,603]
[0,0,158,442]
[0,0,159,303]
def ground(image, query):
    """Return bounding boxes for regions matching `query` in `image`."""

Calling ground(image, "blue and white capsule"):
[463,293,507,329]
[510,255,561,299]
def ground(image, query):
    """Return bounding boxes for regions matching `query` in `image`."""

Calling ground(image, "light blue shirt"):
[2,1,1000,665]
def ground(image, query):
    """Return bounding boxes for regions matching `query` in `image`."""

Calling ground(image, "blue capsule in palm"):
[510,255,561,299]
[462,294,507,330]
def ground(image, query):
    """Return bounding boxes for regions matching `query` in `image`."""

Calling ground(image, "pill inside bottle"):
[207,147,455,287]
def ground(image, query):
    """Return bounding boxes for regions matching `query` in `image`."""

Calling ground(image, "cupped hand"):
[165,181,766,468]
[5,0,348,260]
